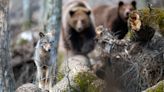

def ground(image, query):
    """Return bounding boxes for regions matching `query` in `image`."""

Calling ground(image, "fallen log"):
[95,26,164,92]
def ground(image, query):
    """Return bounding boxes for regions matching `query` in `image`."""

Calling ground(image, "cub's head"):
[68,7,91,32]
[36,32,55,52]
[118,1,137,22]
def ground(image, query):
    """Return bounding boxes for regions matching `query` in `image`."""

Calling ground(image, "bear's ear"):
[86,10,91,15]
[69,10,75,16]
[83,8,91,15]
[118,1,124,7]
[39,32,45,38]
[131,1,137,9]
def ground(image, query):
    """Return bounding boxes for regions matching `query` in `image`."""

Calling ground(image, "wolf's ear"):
[39,32,45,38]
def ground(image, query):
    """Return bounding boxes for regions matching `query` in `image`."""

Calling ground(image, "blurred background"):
[9,0,164,89]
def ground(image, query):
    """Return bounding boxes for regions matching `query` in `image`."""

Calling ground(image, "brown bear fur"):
[93,1,137,39]
[62,0,96,55]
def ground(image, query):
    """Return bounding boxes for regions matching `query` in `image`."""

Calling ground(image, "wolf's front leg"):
[37,68,44,89]
[48,66,54,92]
[45,67,50,91]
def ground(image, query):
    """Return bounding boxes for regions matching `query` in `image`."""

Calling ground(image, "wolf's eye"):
[42,42,47,44]
[50,41,54,44]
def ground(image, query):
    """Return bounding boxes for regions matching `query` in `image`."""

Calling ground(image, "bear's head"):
[118,1,137,22]
[68,7,91,33]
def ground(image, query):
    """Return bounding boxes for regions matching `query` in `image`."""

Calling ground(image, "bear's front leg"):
[81,39,95,54]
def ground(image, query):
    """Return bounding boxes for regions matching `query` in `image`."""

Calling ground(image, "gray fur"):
[33,32,55,92]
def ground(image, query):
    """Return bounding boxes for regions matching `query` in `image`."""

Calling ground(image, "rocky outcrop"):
[16,83,42,92]
[53,55,104,92]
[16,55,104,92]
[143,80,164,92]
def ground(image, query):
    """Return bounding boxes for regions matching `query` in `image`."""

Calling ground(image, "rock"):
[53,55,104,92]
[143,80,164,92]
[16,83,50,92]
[16,83,42,92]
[59,55,91,76]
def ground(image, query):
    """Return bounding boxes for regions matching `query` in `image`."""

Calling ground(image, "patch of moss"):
[57,52,64,82]
[57,52,65,69]
[138,8,164,28]
[56,72,64,82]
[146,81,164,92]
[56,52,65,82]
[137,8,164,37]
[74,72,102,92]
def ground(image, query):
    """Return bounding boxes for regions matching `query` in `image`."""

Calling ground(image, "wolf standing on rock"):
[34,32,55,91]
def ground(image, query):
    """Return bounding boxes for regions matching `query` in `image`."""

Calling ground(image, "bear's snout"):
[124,8,131,19]
[77,27,82,31]
[76,21,83,32]
[126,12,130,16]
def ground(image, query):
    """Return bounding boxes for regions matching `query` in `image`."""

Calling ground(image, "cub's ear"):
[69,10,75,16]
[39,32,45,38]
[118,1,124,7]
[131,1,137,9]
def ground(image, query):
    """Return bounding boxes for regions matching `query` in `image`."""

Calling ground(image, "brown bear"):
[62,0,96,55]
[93,1,137,39]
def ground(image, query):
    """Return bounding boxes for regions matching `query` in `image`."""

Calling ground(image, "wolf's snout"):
[48,49,51,52]
[44,44,51,52]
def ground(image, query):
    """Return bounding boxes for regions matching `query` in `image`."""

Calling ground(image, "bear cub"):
[93,1,137,39]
